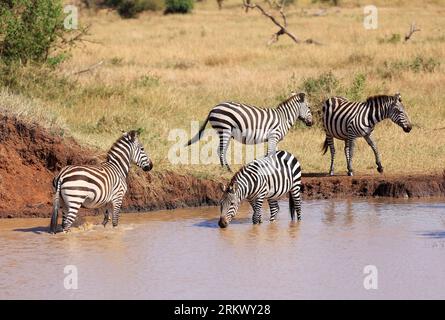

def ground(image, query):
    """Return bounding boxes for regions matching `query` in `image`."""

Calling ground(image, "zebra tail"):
[321,137,329,155]
[289,192,295,221]
[49,177,61,234]
[185,114,210,146]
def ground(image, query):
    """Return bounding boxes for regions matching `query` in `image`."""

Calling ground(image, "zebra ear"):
[298,92,306,101]
[128,130,137,141]
[219,183,226,193]
[395,92,401,101]
[232,183,239,193]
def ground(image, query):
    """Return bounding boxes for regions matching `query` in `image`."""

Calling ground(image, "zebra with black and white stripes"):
[322,93,412,176]
[186,92,312,171]
[49,130,153,233]
[218,150,302,228]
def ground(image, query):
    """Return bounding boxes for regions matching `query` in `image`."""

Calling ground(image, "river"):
[0,198,444,299]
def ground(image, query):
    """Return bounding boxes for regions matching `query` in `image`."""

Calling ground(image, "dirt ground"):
[0,113,443,218]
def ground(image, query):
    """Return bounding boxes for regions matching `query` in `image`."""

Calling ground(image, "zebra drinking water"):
[218,150,302,228]
[49,130,153,233]
[322,93,412,176]
[185,92,312,171]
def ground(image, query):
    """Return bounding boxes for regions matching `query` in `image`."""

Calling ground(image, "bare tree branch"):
[242,0,322,46]
[405,22,420,42]
[72,60,104,75]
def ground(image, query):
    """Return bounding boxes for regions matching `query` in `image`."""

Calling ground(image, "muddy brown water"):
[0,198,444,299]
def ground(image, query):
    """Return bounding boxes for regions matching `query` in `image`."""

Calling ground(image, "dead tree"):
[242,0,321,45]
[404,22,420,42]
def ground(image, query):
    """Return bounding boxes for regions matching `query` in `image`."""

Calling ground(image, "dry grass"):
[1,0,444,179]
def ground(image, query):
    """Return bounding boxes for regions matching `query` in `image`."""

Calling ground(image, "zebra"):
[321,93,412,176]
[218,150,302,228]
[185,92,312,171]
[49,130,153,234]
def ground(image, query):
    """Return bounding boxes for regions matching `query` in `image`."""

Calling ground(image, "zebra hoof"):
[347,171,354,176]
[329,171,334,176]
[377,166,384,173]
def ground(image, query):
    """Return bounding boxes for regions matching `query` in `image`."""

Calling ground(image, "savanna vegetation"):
[1,0,444,180]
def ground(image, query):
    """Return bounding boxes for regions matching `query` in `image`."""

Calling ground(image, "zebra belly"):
[264,177,292,199]
[232,129,269,145]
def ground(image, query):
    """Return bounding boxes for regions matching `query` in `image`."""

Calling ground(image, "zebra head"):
[291,92,313,127]
[125,130,153,171]
[389,93,412,133]
[218,183,240,228]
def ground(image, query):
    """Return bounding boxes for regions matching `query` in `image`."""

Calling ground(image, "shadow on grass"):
[419,231,445,239]
[13,226,49,234]
[194,218,251,229]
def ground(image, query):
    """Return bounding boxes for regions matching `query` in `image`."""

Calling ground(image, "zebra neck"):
[276,103,299,126]
[106,147,131,178]
[366,98,392,126]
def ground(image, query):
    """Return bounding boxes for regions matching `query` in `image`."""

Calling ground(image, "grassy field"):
[1,0,444,179]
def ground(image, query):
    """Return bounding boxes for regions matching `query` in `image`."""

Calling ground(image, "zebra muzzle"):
[143,162,153,171]
[403,124,412,133]
[218,218,229,228]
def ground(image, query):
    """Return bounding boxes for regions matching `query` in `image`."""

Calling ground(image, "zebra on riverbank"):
[218,150,302,228]
[185,92,312,171]
[49,130,153,234]
[322,93,412,176]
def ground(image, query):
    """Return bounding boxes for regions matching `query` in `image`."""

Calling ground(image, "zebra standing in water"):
[49,130,153,233]
[322,93,412,176]
[186,92,312,171]
[218,150,302,228]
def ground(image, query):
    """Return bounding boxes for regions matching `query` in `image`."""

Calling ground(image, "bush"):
[0,0,65,64]
[164,0,194,14]
[377,55,441,79]
[299,71,340,104]
[104,0,164,18]
[345,73,366,101]
[297,71,340,126]
[378,33,401,44]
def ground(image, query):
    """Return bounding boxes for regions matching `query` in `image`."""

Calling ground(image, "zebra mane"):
[276,93,301,108]
[106,133,133,162]
[227,170,241,189]
[365,95,396,105]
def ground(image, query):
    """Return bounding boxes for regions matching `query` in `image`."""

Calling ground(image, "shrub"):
[409,56,440,73]
[377,55,441,79]
[378,33,401,44]
[0,0,65,64]
[164,0,194,14]
[104,0,164,18]
[345,73,366,101]
[298,71,340,126]
[299,71,340,103]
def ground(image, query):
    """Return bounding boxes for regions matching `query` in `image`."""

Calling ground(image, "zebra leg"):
[217,130,232,171]
[364,135,383,173]
[61,201,82,232]
[290,187,302,220]
[102,208,110,227]
[111,198,123,227]
[250,197,264,224]
[268,199,279,222]
[327,135,336,176]
[344,138,355,176]
[266,134,279,156]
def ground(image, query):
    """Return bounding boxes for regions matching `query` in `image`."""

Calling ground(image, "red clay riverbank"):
[0,114,444,218]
